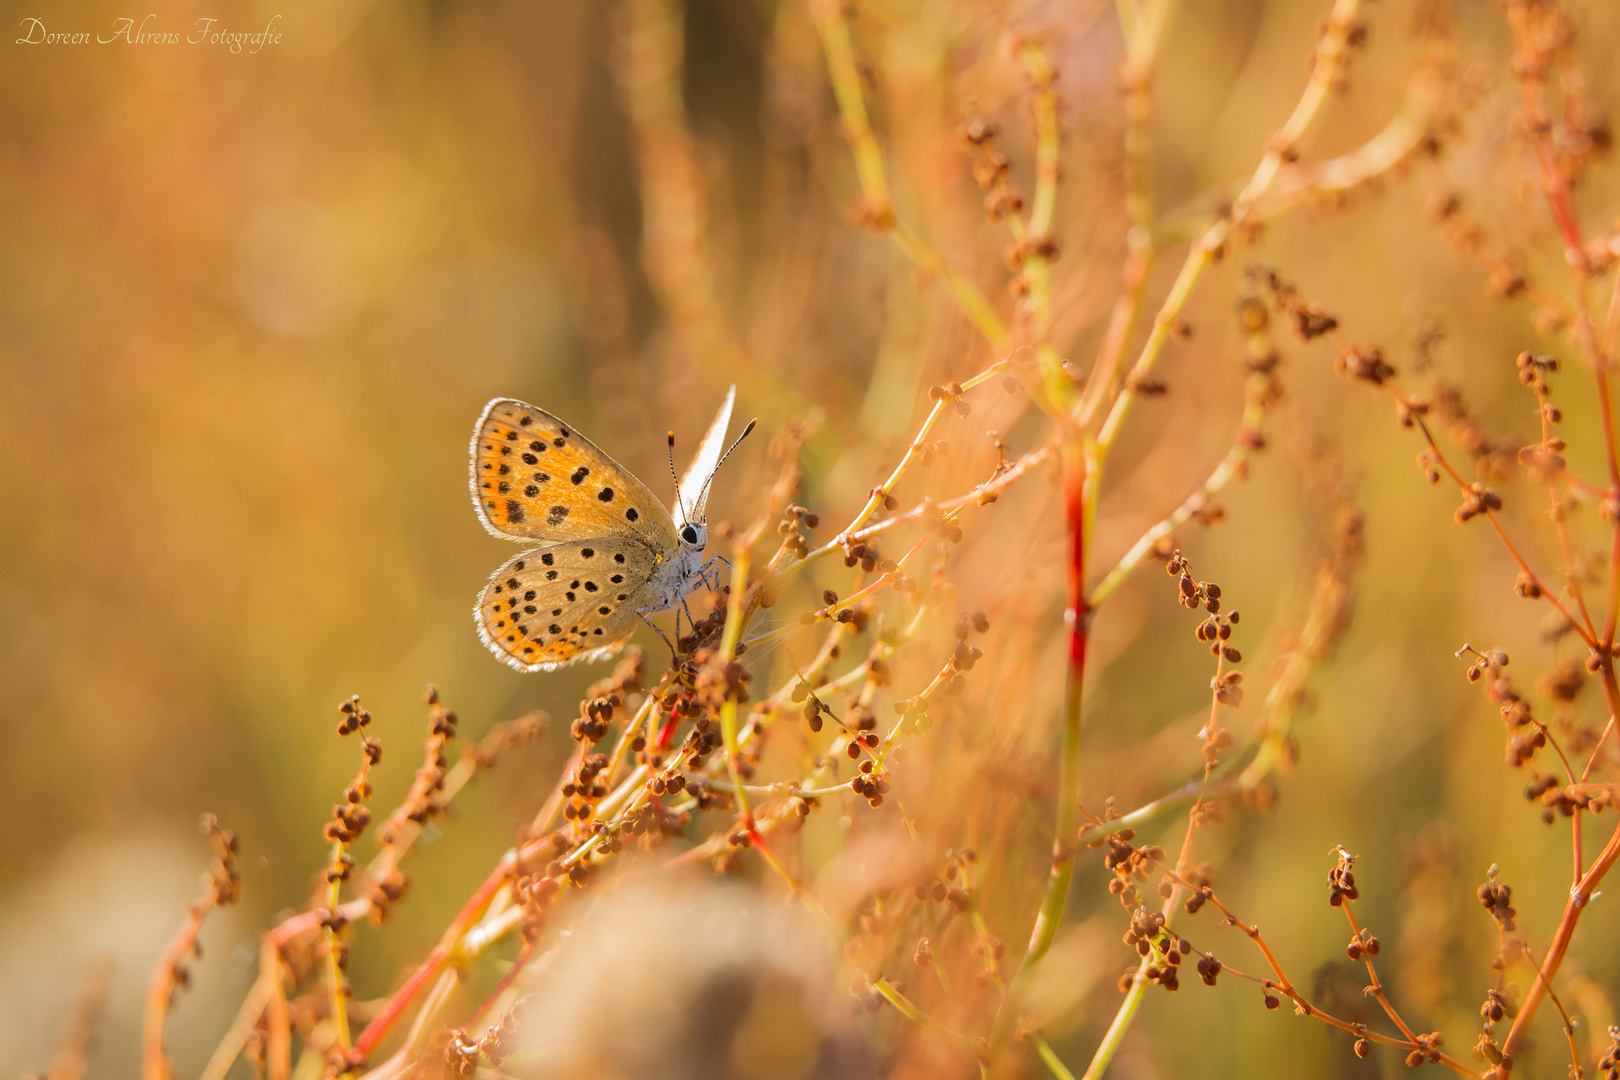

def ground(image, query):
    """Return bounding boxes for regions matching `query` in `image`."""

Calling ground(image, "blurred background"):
[4,0,1620,1077]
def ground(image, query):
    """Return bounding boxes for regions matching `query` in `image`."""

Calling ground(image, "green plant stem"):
[1093,0,1365,452]
[1080,972,1150,1080]
[325,840,351,1056]
[1023,440,1090,967]
[812,0,1009,348]
[1032,1032,1078,1080]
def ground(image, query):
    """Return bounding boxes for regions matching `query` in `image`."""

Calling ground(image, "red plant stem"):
[1498,662,1620,1075]
[143,909,208,1080]
[1019,438,1090,969]
[462,942,534,1032]
[353,858,514,1058]
[1341,904,1419,1043]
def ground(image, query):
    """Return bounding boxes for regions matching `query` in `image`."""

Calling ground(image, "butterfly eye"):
[680,524,699,545]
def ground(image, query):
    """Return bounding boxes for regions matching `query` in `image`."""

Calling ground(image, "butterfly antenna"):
[668,430,688,523]
[694,418,758,522]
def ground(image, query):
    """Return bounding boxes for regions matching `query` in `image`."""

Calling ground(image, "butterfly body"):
[468,391,739,672]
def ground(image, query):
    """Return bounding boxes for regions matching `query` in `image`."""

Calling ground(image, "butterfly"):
[469,387,754,671]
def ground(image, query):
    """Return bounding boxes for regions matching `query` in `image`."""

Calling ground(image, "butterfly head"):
[678,521,709,552]
[667,411,757,552]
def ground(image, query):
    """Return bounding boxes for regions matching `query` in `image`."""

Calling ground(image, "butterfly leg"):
[695,555,730,591]
[636,602,681,666]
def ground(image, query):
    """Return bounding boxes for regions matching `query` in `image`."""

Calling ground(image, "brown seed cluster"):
[917,849,978,913]
[201,814,242,908]
[1476,867,1517,933]
[691,645,752,714]
[573,653,646,744]
[152,814,242,1018]
[1249,267,1338,342]
[1456,646,1551,771]
[325,697,380,884]
[562,754,609,822]
[392,687,457,833]
[775,503,820,559]
[1429,380,1519,482]
[1453,481,1504,525]
[1096,829,1164,910]
[1598,1025,1620,1080]
[514,871,561,941]
[1165,551,1245,710]
[926,380,975,418]
[1345,926,1380,961]
[1326,847,1359,907]
[1404,1032,1448,1068]
[1522,772,1604,820]
[851,756,890,808]
[961,118,1014,211]
[1335,346,1396,387]
[1515,352,1566,478]
[1118,907,1194,994]
[838,540,889,578]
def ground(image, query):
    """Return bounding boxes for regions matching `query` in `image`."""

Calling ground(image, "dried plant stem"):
[1516,941,1582,1076]
[621,0,753,375]
[1131,849,1476,1075]
[201,719,533,1080]
[789,360,1014,577]
[144,817,238,1080]
[1341,904,1419,1043]
[1014,41,1071,411]
[264,939,291,1080]
[1089,398,1262,606]
[1507,4,1620,674]
[1498,663,1620,1074]
[872,976,982,1057]
[1404,405,1596,650]
[991,441,1092,1062]
[743,785,982,1058]
[1092,0,1365,447]
[352,856,515,1058]
[324,841,352,1057]
[1239,563,1355,789]
[1078,0,1174,424]
[200,974,274,1080]
[143,912,206,1080]
[720,543,754,825]
[818,437,1052,558]
[46,964,110,1080]
[811,0,1008,348]
[1081,763,1211,1080]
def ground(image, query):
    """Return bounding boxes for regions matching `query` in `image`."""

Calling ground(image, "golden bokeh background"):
[4,1,1620,1077]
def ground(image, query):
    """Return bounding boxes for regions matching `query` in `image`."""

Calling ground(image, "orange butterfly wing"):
[469,399,676,546]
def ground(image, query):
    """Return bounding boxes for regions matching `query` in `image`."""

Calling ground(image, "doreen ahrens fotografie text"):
[14,14,282,54]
